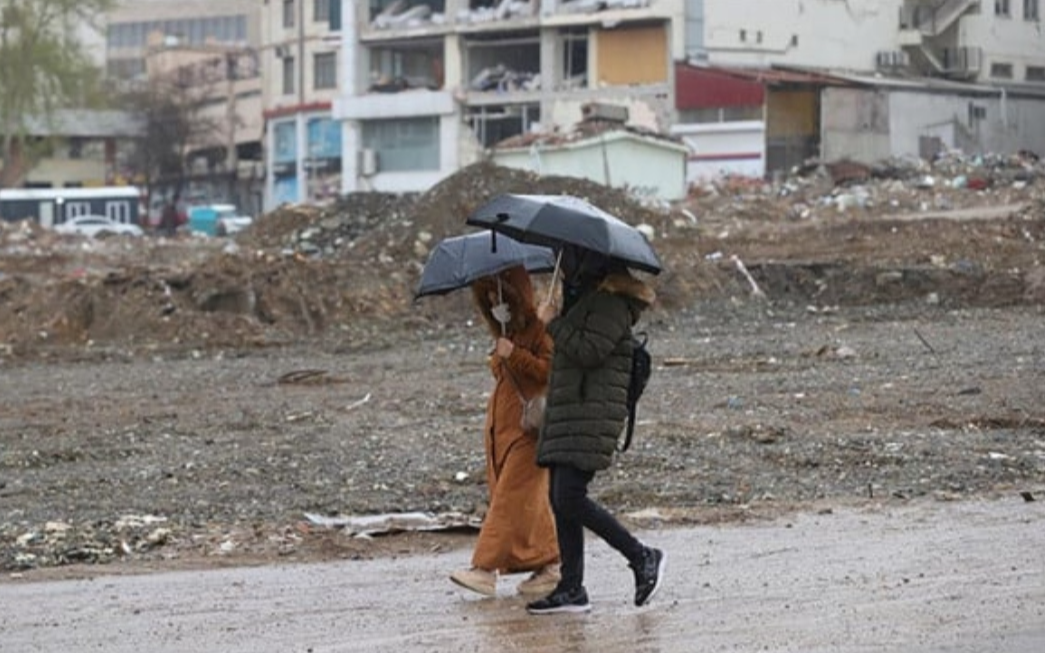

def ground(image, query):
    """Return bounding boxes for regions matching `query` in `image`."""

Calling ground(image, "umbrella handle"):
[498,277,506,337]
[542,250,562,308]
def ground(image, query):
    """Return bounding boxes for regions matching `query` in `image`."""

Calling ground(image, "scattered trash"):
[302,511,481,537]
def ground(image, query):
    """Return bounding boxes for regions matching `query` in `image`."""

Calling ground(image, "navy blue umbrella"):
[415,231,557,298]
[465,193,662,275]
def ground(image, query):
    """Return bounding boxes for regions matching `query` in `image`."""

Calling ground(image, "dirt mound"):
[2,159,1044,356]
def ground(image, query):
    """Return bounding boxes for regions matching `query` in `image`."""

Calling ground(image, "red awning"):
[675,63,851,110]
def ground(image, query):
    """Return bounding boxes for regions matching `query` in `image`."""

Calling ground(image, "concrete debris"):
[1,150,1043,357]
[692,149,1043,223]
[303,511,481,536]
[469,64,540,92]
[458,0,536,23]
[558,0,652,14]
[372,0,445,30]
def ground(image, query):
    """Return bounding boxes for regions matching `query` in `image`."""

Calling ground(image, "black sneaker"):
[631,546,666,606]
[526,586,592,615]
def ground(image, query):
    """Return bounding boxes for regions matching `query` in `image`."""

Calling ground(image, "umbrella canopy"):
[415,231,557,298]
[465,194,663,275]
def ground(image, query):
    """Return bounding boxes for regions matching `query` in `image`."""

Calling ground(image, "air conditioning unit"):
[876,50,910,69]
[359,148,378,176]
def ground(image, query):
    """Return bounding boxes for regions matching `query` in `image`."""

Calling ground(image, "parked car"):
[188,204,252,237]
[54,215,144,238]
[215,210,253,236]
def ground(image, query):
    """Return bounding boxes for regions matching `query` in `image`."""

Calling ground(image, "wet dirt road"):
[2,498,1043,653]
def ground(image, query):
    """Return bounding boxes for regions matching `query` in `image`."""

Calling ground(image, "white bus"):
[0,186,143,228]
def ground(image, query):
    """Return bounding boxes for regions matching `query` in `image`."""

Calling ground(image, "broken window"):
[368,39,444,91]
[459,0,537,24]
[370,1,446,30]
[595,23,668,86]
[560,27,588,90]
[466,30,541,92]
[467,104,541,148]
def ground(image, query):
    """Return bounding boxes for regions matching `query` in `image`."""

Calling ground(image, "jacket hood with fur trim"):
[598,271,656,308]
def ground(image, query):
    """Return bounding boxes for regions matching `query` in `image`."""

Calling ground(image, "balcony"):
[333,89,456,121]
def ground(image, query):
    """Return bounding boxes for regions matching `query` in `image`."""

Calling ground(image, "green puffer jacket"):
[536,272,655,471]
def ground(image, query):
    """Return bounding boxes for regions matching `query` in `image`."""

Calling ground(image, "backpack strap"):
[619,404,637,452]
[618,331,647,453]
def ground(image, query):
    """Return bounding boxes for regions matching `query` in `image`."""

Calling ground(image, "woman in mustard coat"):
[449,264,561,597]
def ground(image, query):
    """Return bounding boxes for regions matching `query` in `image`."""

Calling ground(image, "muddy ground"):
[1,161,1044,579]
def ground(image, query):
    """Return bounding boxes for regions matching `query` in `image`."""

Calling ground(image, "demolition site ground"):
[0,161,1043,579]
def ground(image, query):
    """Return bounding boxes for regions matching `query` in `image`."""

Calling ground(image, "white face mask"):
[490,302,512,325]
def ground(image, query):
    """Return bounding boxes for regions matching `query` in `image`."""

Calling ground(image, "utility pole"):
[225,50,239,205]
[296,0,308,203]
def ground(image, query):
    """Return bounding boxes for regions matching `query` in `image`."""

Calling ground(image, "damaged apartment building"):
[333,0,687,193]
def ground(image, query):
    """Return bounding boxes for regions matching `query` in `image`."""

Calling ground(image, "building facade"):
[105,0,259,81]
[1,110,142,190]
[100,0,264,212]
[260,0,344,209]
[332,0,687,195]
[701,0,1045,85]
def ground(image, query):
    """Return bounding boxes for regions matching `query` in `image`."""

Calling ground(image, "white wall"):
[671,121,765,182]
[821,86,1045,162]
[960,13,1045,83]
[887,90,1045,158]
[493,133,688,200]
[702,0,904,72]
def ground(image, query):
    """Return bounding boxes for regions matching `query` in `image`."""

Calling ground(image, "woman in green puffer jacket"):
[526,245,666,616]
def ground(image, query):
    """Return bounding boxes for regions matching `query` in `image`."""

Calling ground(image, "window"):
[68,138,85,160]
[282,56,296,94]
[990,62,1014,78]
[1027,65,1045,81]
[314,52,337,89]
[1026,0,1041,20]
[283,0,296,28]
[678,106,763,123]
[995,0,1011,15]
[307,117,342,159]
[361,117,440,172]
[314,0,330,22]
[274,121,297,162]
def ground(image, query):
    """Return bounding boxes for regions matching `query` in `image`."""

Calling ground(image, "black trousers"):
[549,463,644,591]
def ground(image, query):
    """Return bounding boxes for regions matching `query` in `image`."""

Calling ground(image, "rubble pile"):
[686,151,1043,225]
[243,161,682,267]
[1,154,1043,356]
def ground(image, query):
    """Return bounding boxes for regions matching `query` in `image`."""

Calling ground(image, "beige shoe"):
[450,568,497,596]
[516,563,561,596]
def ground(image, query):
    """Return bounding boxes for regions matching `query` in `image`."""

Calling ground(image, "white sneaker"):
[450,568,497,596]
[516,563,561,596]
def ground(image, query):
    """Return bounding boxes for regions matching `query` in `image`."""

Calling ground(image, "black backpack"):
[619,331,652,452]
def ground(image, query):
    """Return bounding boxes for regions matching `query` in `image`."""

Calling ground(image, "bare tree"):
[0,0,112,187]
[122,61,226,216]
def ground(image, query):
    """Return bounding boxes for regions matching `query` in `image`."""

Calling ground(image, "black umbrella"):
[415,231,557,298]
[465,193,663,275]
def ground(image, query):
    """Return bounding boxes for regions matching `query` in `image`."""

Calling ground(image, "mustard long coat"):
[469,265,559,573]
